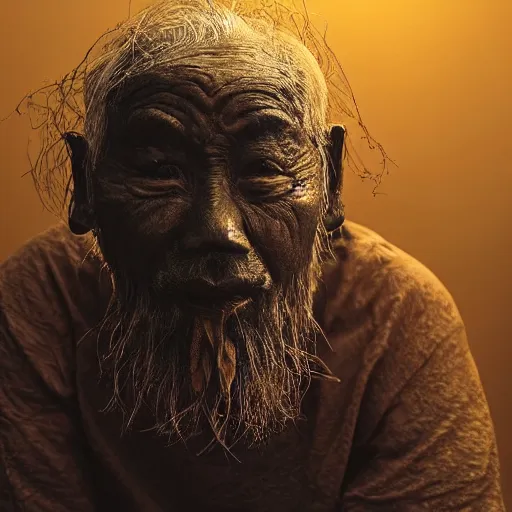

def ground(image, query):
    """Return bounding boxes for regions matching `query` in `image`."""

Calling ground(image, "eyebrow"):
[124,108,303,151]
[125,108,193,149]
[226,112,302,141]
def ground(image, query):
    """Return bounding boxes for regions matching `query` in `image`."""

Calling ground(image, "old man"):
[0,0,505,510]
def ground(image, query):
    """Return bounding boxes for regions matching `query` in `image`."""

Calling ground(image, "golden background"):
[0,0,510,506]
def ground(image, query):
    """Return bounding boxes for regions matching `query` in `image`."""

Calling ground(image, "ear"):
[63,132,94,235]
[323,124,345,233]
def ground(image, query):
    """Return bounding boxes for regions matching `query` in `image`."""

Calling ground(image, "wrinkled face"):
[89,57,331,449]
[95,68,324,304]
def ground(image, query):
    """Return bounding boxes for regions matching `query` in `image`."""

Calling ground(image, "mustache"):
[154,250,271,289]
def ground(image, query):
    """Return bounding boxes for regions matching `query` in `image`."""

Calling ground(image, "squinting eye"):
[253,160,283,177]
[238,159,295,202]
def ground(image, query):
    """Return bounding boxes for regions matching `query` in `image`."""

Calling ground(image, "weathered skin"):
[65,29,345,446]
[0,1,504,511]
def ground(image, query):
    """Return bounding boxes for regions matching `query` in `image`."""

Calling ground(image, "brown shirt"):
[0,221,505,511]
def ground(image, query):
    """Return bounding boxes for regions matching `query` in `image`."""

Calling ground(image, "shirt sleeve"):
[0,317,98,511]
[339,323,505,511]
[0,228,98,512]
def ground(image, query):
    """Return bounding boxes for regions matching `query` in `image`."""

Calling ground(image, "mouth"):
[177,278,261,311]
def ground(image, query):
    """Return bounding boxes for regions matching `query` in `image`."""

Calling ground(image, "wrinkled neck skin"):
[87,39,335,453]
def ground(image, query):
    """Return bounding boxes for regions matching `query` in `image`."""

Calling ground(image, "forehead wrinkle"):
[121,81,215,115]
[164,43,317,120]
[118,66,217,99]
[112,35,320,135]
[83,4,331,177]
[117,74,306,146]
[217,84,303,131]
[107,22,327,148]
[117,77,222,141]
[122,71,301,114]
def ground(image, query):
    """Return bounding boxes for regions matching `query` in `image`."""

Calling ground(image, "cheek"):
[94,182,189,267]
[244,196,322,281]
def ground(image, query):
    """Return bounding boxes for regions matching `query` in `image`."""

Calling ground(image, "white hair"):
[83,0,330,199]
[12,0,392,216]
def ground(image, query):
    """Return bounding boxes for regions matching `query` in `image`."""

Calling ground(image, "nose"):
[182,226,250,256]
[180,184,250,257]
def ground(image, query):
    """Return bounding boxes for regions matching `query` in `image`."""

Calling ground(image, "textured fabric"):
[0,221,505,511]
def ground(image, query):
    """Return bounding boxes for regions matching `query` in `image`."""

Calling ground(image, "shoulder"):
[0,223,102,318]
[322,220,464,336]
[319,220,466,384]
[316,221,471,443]
[0,224,107,396]
[323,224,503,510]
[1,222,94,277]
